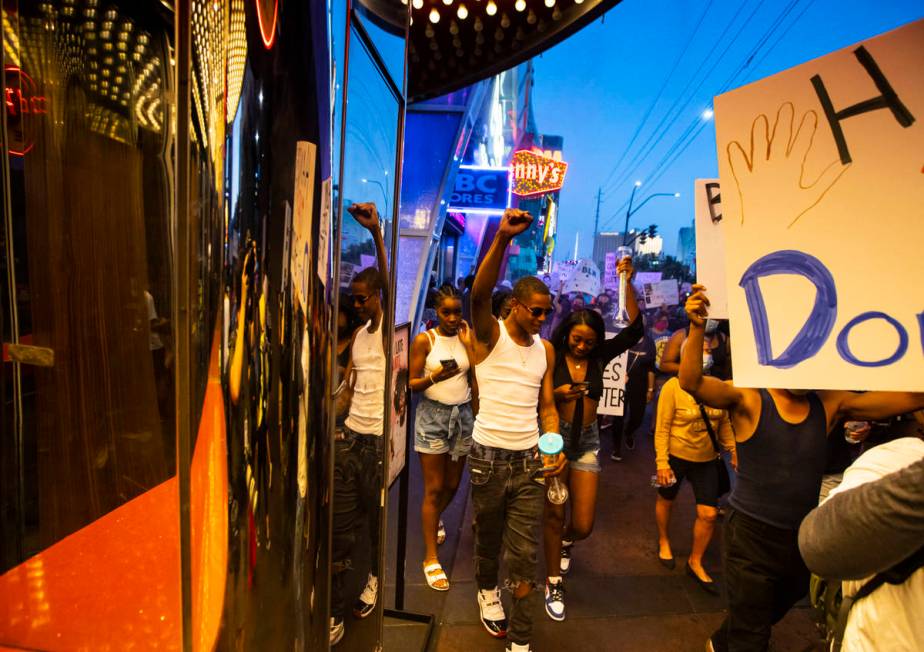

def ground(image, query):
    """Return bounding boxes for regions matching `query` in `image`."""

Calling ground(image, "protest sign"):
[635,272,663,286]
[642,279,679,308]
[694,179,728,318]
[603,252,618,291]
[714,19,924,390]
[598,332,627,416]
[388,324,410,487]
[562,259,601,297]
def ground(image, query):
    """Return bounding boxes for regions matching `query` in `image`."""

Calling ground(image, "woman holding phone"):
[542,256,644,621]
[409,284,475,591]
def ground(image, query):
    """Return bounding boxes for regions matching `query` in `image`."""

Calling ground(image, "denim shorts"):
[560,420,601,473]
[414,396,474,460]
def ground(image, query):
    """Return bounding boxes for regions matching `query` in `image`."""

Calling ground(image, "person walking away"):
[679,284,924,652]
[468,208,565,652]
[653,370,736,594]
[542,257,643,621]
[611,323,656,460]
[408,284,475,591]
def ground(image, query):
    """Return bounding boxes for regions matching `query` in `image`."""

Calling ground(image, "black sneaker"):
[477,587,508,638]
[544,579,566,621]
[560,540,574,575]
[626,432,636,450]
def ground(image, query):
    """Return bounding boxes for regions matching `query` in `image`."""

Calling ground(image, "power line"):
[598,0,716,191]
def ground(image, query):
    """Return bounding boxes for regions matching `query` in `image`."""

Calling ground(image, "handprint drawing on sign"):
[727,102,850,228]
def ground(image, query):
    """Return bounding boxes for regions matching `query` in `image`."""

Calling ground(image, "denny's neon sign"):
[4,66,47,156]
[510,150,568,197]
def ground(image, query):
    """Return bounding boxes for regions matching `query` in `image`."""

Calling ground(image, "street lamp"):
[622,181,679,246]
[360,175,389,220]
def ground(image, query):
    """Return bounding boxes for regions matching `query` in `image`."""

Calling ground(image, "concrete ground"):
[384,403,825,652]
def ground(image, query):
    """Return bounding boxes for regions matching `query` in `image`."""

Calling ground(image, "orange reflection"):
[0,328,228,651]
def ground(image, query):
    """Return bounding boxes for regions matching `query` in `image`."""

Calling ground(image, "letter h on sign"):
[811,45,916,165]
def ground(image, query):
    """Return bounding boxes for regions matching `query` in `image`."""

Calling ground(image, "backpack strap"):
[831,544,924,651]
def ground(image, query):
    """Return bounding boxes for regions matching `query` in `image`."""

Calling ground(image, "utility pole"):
[591,187,602,263]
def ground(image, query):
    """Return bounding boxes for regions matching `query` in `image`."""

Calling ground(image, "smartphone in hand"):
[440,359,459,371]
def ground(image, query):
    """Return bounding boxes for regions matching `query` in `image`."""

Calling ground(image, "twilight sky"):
[530,0,922,260]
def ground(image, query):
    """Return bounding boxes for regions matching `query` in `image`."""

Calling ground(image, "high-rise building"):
[677,223,696,271]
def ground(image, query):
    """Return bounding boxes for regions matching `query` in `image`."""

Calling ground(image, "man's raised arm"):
[471,209,533,344]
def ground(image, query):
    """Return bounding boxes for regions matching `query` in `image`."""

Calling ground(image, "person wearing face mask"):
[654,338,737,594]
[679,284,924,652]
[543,256,644,622]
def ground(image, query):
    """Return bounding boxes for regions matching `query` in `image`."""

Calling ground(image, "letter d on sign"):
[739,250,837,369]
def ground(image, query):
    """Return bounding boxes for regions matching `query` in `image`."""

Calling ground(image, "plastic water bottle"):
[538,433,569,505]
[615,245,633,326]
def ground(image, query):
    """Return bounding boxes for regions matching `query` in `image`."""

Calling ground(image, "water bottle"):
[538,433,569,505]
[844,420,869,444]
[615,245,633,326]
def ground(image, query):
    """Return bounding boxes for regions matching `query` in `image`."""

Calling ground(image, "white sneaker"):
[477,587,508,638]
[507,643,531,652]
[545,578,566,621]
[353,573,378,618]
[330,617,344,646]
[560,539,574,575]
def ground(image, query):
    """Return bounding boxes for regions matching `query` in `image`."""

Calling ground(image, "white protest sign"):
[598,332,627,416]
[714,19,924,391]
[694,179,728,318]
[290,141,317,311]
[643,279,679,308]
[562,259,601,297]
[635,272,663,286]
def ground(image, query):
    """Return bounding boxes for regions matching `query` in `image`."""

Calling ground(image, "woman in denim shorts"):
[408,284,474,591]
[541,256,644,621]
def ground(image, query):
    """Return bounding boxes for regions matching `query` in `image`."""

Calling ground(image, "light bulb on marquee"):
[429,7,440,22]
[544,0,555,6]
[457,3,468,19]
[413,0,423,9]
[486,0,497,15]
[515,0,526,11]
[442,0,452,5]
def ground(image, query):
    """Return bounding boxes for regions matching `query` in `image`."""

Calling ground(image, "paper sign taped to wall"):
[714,19,924,391]
[694,179,728,319]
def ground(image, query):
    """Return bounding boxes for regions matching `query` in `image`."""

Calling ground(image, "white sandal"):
[437,520,446,545]
[423,561,450,591]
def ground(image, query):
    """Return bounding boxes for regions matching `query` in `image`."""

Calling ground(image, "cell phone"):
[572,381,590,391]
[440,359,458,370]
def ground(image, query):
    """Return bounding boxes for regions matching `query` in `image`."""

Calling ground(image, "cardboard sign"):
[694,179,729,318]
[388,323,410,487]
[598,332,627,416]
[635,272,663,286]
[603,252,618,291]
[714,19,924,390]
[290,141,317,310]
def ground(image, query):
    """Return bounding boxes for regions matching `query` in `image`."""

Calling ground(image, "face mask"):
[705,319,719,334]
[655,319,668,331]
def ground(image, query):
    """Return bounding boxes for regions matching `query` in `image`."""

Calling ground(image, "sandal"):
[423,561,450,591]
[437,520,446,546]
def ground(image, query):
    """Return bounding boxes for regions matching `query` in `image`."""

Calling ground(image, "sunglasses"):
[517,300,554,318]
[351,293,373,306]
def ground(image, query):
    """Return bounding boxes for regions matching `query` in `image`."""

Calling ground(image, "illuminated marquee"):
[510,150,567,197]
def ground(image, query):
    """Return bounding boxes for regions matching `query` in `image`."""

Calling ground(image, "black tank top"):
[729,389,828,529]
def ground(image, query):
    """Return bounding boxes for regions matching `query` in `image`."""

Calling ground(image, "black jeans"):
[611,372,648,452]
[330,429,383,620]
[711,509,810,652]
[469,442,545,646]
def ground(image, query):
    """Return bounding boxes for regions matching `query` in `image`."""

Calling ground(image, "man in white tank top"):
[468,208,565,652]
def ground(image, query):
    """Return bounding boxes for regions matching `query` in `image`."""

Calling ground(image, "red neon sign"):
[4,66,47,156]
[510,149,567,197]
[255,0,278,50]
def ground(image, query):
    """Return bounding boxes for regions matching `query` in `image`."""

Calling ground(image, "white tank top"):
[473,320,547,450]
[345,318,386,436]
[423,330,471,405]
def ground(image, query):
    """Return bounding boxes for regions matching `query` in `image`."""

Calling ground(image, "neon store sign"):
[510,149,568,197]
[4,66,47,156]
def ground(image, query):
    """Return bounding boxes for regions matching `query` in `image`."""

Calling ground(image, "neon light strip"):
[458,165,509,172]
[445,207,506,215]
[256,0,278,50]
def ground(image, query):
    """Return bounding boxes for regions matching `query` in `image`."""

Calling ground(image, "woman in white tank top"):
[408,284,475,591]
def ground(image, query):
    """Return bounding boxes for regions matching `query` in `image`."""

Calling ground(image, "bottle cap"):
[538,432,563,456]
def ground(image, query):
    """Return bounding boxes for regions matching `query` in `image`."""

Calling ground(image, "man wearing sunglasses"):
[467,208,566,652]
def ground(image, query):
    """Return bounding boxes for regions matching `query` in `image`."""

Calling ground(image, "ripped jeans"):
[469,441,545,645]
